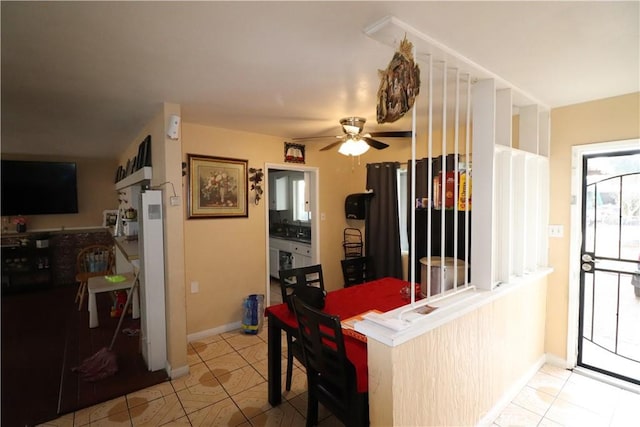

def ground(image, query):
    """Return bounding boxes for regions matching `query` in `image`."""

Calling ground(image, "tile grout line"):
[535,372,571,426]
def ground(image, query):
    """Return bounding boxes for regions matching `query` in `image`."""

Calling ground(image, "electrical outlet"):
[170,196,181,206]
[548,225,564,238]
[191,281,199,293]
[321,212,326,221]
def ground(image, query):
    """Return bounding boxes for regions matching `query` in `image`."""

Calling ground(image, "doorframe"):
[567,138,639,368]
[263,162,320,307]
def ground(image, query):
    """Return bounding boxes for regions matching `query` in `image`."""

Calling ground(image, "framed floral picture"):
[187,154,248,219]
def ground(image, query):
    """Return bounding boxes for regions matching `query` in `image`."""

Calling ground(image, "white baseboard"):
[187,321,242,342]
[545,353,571,369]
[476,354,546,427]
[167,363,190,380]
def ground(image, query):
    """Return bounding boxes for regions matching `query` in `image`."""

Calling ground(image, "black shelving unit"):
[1,233,52,294]
[406,154,472,285]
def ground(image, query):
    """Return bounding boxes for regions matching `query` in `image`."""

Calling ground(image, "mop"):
[72,271,140,382]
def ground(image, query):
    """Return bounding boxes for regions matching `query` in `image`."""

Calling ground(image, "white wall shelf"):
[115,167,152,191]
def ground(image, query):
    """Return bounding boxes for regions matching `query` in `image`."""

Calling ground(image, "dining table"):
[265,276,413,406]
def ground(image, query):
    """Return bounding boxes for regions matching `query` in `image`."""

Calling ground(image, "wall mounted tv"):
[1,160,79,216]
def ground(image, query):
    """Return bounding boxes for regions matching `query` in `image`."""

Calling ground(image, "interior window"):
[292,179,310,222]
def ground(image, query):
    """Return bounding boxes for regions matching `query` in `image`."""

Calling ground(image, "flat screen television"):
[1,160,79,216]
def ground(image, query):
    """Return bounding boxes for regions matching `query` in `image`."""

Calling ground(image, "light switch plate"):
[549,225,564,238]
[191,281,199,293]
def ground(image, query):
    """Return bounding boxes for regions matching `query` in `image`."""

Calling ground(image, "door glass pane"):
[621,173,640,260]
[617,272,640,361]
[591,271,619,353]
[582,272,594,341]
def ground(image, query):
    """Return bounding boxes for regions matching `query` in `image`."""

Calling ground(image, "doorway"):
[263,163,319,307]
[577,147,640,384]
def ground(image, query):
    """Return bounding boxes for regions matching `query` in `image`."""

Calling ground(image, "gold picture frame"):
[187,154,248,219]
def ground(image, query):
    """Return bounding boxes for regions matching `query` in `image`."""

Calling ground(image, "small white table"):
[87,271,140,328]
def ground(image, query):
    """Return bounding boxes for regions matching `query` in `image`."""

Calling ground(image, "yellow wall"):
[546,92,640,359]
[0,153,118,232]
[182,124,294,332]
[180,122,433,334]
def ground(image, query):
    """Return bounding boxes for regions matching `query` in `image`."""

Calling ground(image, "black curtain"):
[365,162,402,279]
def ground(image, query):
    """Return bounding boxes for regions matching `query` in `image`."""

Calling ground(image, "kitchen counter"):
[269,234,311,244]
[114,236,139,261]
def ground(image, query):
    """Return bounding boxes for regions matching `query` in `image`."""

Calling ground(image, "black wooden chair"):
[292,296,369,427]
[278,264,325,391]
[341,256,375,287]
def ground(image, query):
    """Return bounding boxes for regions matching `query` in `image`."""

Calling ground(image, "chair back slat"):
[341,256,375,287]
[279,264,325,311]
[76,244,115,277]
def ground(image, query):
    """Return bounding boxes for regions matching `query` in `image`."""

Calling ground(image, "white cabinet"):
[269,238,291,278]
[291,242,312,269]
[269,238,312,274]
[292,254,312,269]
[269,247,279,279]
[269,172,289,211]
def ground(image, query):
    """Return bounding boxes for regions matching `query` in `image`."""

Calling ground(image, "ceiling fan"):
[292,117,411,156]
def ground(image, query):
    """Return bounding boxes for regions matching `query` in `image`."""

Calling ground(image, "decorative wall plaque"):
[376,36,421,124]
[284,142,305,163]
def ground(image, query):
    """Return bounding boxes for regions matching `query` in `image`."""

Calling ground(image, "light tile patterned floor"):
[492,365,640,427]
[39,322,639,427]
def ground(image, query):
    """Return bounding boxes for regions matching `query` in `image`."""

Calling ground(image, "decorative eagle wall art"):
[376,36,421,124]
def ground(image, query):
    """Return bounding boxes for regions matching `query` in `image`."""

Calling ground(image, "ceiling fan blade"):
[291,135,339,141]
[320,140,344,151]
[363,137,389,150]
[368,130,412,138]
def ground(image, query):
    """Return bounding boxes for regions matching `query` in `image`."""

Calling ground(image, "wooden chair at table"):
[278,264,325,391]
[341,256,375,287]
[292,296,369,427]
[75,244,115,310]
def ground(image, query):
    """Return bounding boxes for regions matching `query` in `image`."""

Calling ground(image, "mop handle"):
[109,269,141,351]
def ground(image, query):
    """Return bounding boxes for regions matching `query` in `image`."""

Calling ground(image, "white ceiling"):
[2,1,638,159]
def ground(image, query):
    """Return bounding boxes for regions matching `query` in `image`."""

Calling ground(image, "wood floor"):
[1,284,167,427]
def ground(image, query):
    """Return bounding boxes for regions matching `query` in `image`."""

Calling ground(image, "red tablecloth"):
[265,276,411,393]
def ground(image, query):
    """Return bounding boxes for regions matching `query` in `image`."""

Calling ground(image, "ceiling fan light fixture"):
[340,117,366,135]
[338,138,370,156]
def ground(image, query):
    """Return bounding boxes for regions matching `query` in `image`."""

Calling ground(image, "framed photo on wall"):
[103,209,119,227]
[103,209,119,236]
[187,154,248,219]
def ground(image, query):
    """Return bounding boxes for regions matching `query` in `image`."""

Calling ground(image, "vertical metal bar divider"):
[464,73,471,285]
[453,68,460,292]
[426,55,434,299]
[409,42,418,305]
[440,61,447,294]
